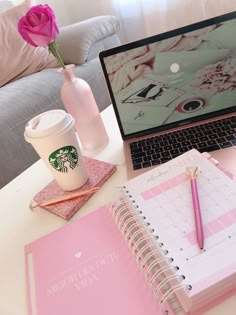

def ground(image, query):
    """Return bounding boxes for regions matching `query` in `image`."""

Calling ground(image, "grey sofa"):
[0,4,120,188]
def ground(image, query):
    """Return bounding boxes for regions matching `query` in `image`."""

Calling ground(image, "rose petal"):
[27,12,42,27]
[28,33,53,47]
[40,13,49,24]
[18,18,37,47]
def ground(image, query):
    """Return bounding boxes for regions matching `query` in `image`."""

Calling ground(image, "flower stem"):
[48,41,65,69]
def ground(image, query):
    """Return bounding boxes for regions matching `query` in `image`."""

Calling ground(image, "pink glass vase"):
[60,65,109,152]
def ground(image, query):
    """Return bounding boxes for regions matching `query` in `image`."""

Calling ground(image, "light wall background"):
[2,0,236,43]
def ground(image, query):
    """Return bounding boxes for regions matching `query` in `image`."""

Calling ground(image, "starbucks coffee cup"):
[24,109,88,191]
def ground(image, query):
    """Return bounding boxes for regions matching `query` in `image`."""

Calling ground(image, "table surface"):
[1,105,235,315]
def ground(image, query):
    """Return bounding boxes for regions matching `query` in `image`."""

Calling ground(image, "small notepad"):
[32,157,116,220]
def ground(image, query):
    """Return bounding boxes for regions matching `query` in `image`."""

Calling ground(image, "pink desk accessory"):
[187,166,204,250]
[30,186,100,210]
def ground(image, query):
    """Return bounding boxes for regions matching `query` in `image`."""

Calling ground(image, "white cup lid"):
[25,110,70,139]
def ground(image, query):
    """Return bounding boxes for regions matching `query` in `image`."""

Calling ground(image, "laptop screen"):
[99,12,236,139]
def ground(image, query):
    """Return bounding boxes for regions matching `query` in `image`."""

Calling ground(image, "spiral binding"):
[109,188,192,315]
[149,265,179,288]
[117,210,138,230]
[136,243,168,264]
[154,274,185,297]
[124,220,150,239]
[127,227,152,248]
[131,234,158,256]
[140,247,168,268]
[121,216,139,235]
[160,284,192,309]
[144,256,173,280]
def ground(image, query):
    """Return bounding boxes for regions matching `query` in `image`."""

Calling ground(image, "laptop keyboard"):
[130,116,236,170]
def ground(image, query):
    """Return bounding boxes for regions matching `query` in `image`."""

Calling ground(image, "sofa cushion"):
[57,15,120,64]
[0,0,59,87]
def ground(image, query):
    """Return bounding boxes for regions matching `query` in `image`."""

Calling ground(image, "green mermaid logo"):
[49,146,79,173]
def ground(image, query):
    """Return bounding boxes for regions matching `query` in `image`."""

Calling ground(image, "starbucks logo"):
[49,146,79,173]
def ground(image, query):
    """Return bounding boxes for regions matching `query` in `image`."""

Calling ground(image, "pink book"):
[25,206,170,315]
[31,156,116,220]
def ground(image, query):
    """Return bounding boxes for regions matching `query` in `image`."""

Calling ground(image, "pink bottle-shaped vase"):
[60,64,109,152]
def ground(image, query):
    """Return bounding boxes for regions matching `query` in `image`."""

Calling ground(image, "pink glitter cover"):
[33,157,116,220]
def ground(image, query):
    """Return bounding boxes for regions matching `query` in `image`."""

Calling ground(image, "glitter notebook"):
[31,156,116,220]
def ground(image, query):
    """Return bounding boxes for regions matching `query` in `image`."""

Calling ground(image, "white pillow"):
[0,0,59,87]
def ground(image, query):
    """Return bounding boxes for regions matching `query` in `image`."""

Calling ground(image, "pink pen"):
[187,167,204,250]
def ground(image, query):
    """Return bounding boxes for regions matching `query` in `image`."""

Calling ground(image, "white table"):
[0,105,235,315]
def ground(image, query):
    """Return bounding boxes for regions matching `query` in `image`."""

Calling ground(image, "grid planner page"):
[124,149,236,295]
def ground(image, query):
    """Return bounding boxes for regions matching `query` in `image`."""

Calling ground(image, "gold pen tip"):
[186,166,198,178]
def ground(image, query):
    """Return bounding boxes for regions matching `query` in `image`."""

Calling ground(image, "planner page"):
[124,149,236,297]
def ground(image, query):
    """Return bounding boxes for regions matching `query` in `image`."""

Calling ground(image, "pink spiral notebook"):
[25,150,236,315]
[25,206,164,315]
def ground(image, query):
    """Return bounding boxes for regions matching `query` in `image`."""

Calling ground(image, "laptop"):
[99,12,236,178]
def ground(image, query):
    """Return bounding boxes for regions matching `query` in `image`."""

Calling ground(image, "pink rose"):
[17,4,59,47]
